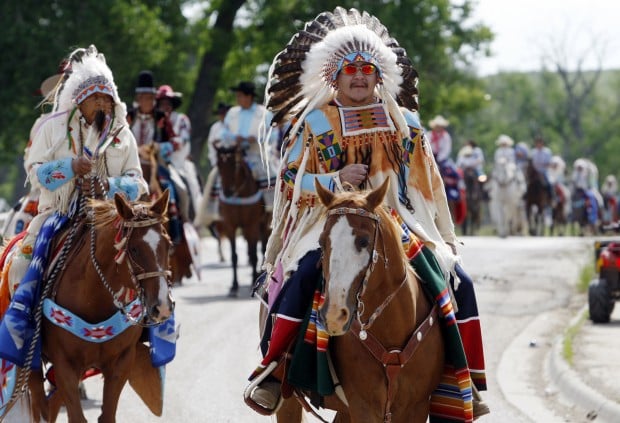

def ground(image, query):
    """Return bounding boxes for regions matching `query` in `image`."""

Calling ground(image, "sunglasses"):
[341,63,377,76]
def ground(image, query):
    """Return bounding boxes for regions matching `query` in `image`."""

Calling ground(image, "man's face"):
[335,62,378,107]
[158,98,174,114]
[136,93,156,114]
[236,91,253,109]
[79,92,114,130]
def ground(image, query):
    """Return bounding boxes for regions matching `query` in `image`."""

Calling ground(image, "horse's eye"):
[357,236,369,249]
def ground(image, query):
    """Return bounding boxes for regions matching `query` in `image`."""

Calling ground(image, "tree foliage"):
[2,0,618,203]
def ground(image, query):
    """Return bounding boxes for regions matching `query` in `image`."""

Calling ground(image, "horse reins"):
[90,205,171,326]
[325,206,438,423]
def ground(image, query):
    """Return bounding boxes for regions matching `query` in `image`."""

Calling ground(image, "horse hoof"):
[228,288,239,298]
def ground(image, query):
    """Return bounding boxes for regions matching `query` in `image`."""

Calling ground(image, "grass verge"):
[563,308,588,365]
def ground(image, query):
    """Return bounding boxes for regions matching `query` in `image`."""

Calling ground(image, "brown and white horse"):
[26,191,174,423]
[274,179,444,423]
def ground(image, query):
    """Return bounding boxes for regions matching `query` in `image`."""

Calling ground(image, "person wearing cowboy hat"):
[1,46,148,368]
[428,114,452,164]
[156,84,189,165]
[128,72,185,245]
[456,139,485,177]
[493,134,516,164]
[156,84,204,228]
[194,102,231,231]
[218,81,279,211]
[207,102,231,168]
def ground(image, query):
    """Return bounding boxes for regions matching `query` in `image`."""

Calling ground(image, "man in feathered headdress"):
[245,7,488,421]
[0,46,148,367]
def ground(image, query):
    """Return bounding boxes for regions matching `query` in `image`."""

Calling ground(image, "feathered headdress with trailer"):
[53,45,127,126]
[262,6,419,141]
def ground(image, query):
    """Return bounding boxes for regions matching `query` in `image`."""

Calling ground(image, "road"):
[45,235,592,422]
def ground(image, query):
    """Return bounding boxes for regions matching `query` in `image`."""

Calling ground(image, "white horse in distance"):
[488,158,526,237]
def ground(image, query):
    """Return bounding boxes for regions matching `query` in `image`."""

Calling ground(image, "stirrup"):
[472,384,490,420]
[243,362,283,416]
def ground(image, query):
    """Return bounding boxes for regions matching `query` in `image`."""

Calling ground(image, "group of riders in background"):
[429,115,618,238]
[0,70,285,289]
[4,78,617,276]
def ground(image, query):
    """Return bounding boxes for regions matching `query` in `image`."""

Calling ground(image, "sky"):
[470,0,620,75]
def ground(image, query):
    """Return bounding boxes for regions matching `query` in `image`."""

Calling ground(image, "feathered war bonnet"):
[54,45,127,126]
[263,7,419,140]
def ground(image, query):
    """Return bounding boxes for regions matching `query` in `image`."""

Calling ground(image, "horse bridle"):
[90,207,171,326]
[326,206,438,423]
[219,146,253,198]
[325,207,407,340]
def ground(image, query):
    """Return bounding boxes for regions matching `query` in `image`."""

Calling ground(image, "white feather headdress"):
[54,45,127,125]
[263,7,419,139]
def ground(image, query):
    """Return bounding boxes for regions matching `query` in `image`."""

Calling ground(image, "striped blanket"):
[288,243,475,422]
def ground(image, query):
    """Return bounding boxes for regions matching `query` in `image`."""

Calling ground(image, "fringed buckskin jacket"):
[264,100,459,283]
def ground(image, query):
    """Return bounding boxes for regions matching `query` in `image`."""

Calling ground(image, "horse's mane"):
[87,198,169,230]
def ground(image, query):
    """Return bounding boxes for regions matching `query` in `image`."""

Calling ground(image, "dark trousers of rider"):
[259,249,322,361]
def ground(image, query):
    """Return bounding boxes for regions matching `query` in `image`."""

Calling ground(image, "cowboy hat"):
[40,73,63,97]
[213,102,231,115]
[460,145,474,156]
[156,85,182,109]
[230,81,256,96]
[429,115,449,128]
[135,70,157,94]
[495,134,514,147]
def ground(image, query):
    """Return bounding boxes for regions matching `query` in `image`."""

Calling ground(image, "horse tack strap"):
[135,270,172,281]
[327,207,380,222]
[350,303,439,422]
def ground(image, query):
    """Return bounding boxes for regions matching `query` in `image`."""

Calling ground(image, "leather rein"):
[325,206,438,423]
[90,208,171,326]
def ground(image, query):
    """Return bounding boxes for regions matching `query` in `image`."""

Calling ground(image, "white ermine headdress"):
[54,45,126,125]
[264,7,419,138]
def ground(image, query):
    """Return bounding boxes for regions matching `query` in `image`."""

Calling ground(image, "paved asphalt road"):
[5,234,619,422]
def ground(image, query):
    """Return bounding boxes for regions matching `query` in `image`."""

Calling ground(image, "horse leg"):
[28,369,49,422]
[229,234,239,297]
[208,223,225,262]
[98,354,134,423]
[245,233,259,284]
[50,359,87,423]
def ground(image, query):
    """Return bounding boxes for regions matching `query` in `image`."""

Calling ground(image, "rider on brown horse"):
[245,8,489,421]
[0,44,149,367]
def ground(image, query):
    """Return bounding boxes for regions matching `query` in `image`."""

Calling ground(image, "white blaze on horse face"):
[142,228,172,316]
[326,217,371,307]
[143,228,161,253]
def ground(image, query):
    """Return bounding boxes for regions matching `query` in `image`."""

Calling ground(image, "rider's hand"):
[338,164,368,186]
[72,156,92,177]
[79,176,109,196]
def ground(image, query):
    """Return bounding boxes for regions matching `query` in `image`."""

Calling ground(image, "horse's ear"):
[150,189,170,217]
[114,193,135,220]
[366,178,390,211]
[315,179,335,207]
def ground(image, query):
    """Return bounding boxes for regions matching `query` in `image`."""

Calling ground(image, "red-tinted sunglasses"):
[341,63,377,76]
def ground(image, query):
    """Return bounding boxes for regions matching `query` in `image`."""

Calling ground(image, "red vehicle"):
[589,231,620,323]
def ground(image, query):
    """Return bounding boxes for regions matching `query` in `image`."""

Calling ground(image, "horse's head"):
[215,144,252,197]
[493,158,516,186]
[315,178,391,336]
[113,189,174,324]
